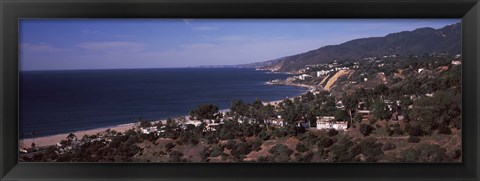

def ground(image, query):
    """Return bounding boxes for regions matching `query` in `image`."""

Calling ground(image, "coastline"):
[20,72,310,150]
[20,122,139,149]
[19,97,298,149]
[19,96,307,149]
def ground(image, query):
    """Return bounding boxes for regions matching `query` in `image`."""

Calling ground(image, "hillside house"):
[140,126,158,134]
[451,60,461,65]
[266,119,285,127]
[299,74,312,80]
[316,116,348,131]
[336,101,345,109]
[317,70,330,76]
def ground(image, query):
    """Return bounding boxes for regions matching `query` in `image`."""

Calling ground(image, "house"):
[140,126,158,134]
[317,70,330,76]
[206,123,221,131]
[451,60,461,65]
[316,116,348,131]
[336,101,345,109]
[266,119,285,127]
[316,116,335,129]
[297,121,310,129]
[332,122,348,131]
[185,120,202,127]
[299,74,312,80]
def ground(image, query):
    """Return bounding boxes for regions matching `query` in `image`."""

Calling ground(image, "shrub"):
[257,156,270,162]
[268,144,294,162]
[328,137,360,162]
[231,142,252,159]
[405,124,426,136]
[359,124,374,136]
[164,142,175,150]
[139,121,152,128]
[438,126,452,135]
[251,138,263,151]
[408,136,421,143]
[189,136,200,145]
[225,139,237,150]
[317,137,334,148]
[210,145,224,157]
[357,137,383,161]
[382,142,396,151]
[399,143,450,162]
[327,129,338,137]
[169,151,184,162]
[295,143,308,153]
[258,131,270,141]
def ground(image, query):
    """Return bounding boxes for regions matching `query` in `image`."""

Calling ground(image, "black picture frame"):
[1,0,479,180]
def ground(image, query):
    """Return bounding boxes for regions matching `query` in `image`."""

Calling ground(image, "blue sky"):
[20,19,460,70]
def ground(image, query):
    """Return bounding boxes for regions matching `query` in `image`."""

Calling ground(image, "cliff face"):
[260,22,461,72]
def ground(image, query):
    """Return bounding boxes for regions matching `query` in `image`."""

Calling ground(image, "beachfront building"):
[140,126,158,134]
[299,74,312,80]
[316,116,348,131]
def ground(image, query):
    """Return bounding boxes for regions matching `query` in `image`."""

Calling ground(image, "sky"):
[20,19,460,71]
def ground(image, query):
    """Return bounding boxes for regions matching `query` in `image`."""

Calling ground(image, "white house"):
[140,126,158,134]
[317,70,330,76]
[316,116,348,131]
[332,122,348,131]
[185,120,202,127]
[451,60,461,65]
[299,74,312,80]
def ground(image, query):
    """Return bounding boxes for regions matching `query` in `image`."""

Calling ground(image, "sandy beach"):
[20,123,139,149]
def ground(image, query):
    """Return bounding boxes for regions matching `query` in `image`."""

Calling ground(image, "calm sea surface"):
[19,68,306,138]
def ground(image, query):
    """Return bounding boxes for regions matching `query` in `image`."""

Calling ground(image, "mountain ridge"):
[254,22,461,72]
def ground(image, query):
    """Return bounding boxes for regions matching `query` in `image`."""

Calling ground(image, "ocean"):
[19,68,306,138]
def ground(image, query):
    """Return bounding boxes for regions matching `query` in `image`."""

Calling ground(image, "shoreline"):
[20,74,311,149]
[19,95,306,150]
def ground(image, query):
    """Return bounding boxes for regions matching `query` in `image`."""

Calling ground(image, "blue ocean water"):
[19,68,306,138]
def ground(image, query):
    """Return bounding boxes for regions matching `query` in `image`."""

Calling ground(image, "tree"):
[334,109,350,122]
[410,90,461,131]
[295,143,308,153]
[399,144,450,162]
[190,104,219,120]
[372,100,391,120]
[359,124,373,136]
[321,98,337,116]
[268,144,294,162]
[374,84,389,96]
[342,94,359,124]
[328,137,360,162]
[67,133,77,141]
[230,100,248,117]
[405,123,426,136]
[357,137,384,161]
[139,121,152,128]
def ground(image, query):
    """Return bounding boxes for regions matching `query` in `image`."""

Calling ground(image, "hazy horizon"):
[20,19,460,71]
